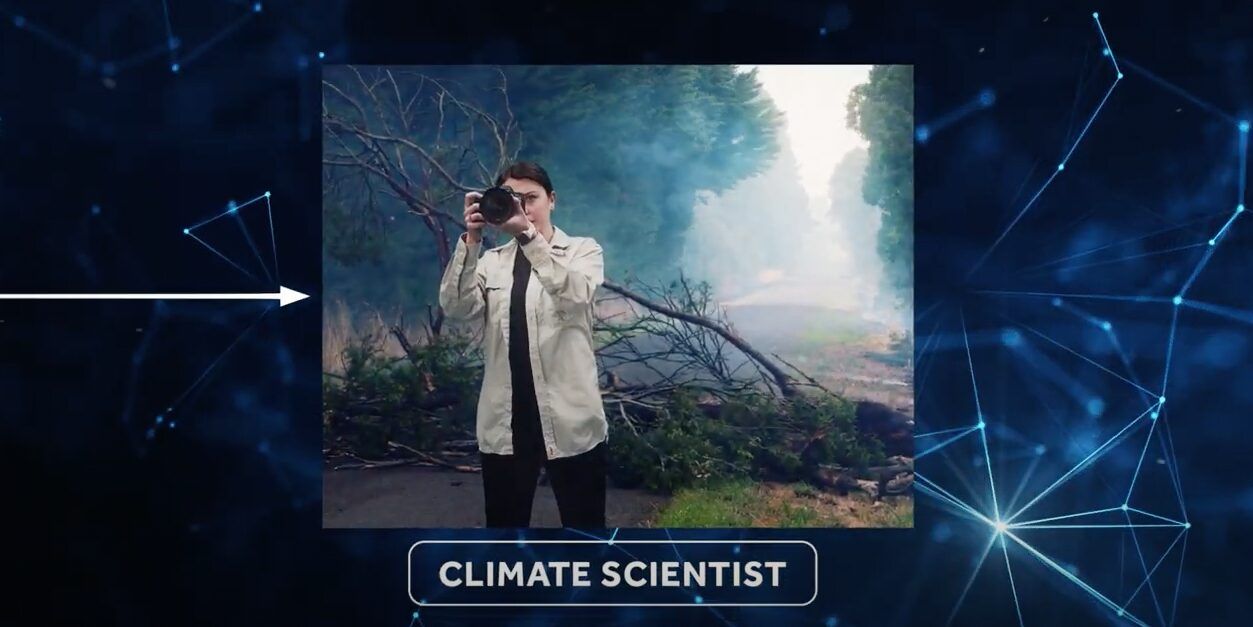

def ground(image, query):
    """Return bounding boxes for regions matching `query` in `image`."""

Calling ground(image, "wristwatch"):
[516,223,539,245]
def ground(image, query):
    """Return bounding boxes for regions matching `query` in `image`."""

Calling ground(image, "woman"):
[437,161,608,528]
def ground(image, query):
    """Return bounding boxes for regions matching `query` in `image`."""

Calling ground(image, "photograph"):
[320,64,914,528]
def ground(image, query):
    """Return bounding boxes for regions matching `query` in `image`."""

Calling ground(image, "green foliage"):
[791,482,818,499]
[323,333,480,459]
[652,479,761,527]
[846,65,914,309]
[789,393,886,472]
[607,388,884,494]
[651,480,828,527]
[608,388,755,493]
[653,478,911,528]
[509,65,781,281]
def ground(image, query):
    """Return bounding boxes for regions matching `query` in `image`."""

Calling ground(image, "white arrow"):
[0,285,311,307]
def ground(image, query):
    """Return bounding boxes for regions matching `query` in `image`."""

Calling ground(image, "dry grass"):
[322,299,431,374]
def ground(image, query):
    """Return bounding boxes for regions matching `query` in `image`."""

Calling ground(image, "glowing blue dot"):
[170,63,180,73]
[1121,503,1129,511]
[156,414,164,425]
[1001,328,1022,347]
[1209,239,1216,246]
[978,88,996,106]
[915,126,930,143]
[1185,522,1191,529]
[1057,163,1065,171]
[732,545,741,554]
[1051,297,1062,307]
[1092,12,1099,18]
[412,611,420,618]
[1240,120,1250,132]
[1117,72,1124,80]
[1151,412,1159,420]
[318,51,326,59]
[977,420,986,430]
[825,617,839,627]
[13,15,25,28]
[1086,398,1104,416]
[694,595,703,604]
[1159,396,1167,404]
[264,191,272,197]
[1172,296,1182,306]
[182,228,190,235]
[1100,321,1112,331]
[1034,444,1046,455]
[1238,204,1246,213]
[1102,48,1110,56]
[252,2,263,12]
[168,421,176,429]
[1117,609,1125,617]
[819,27,828,36]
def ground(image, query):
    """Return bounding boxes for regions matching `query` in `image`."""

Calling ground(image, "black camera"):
[477,186,521,225]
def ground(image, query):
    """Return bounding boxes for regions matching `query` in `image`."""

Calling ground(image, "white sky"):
[738,65,871,210]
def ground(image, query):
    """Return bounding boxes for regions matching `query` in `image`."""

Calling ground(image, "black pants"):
[481,441,606,528]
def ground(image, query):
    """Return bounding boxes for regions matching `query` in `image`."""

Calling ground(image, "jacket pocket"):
[549,299,588,329]
[483,277,509,324]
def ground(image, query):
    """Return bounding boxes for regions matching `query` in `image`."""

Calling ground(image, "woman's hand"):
[498,195,532,237]
[463,191,485,244]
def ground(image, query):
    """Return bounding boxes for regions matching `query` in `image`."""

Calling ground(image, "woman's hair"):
[495,161,553,194]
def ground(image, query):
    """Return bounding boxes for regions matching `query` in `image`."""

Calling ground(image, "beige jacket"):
[437,225,608,459]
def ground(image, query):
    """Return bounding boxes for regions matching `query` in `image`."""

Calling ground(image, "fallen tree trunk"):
[602,279,797,398]
[812,456,914,500]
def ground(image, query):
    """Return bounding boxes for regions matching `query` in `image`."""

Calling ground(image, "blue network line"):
[159,0,177,71]
[978,289,1173,304]
[184,191,280,288]
[1016,209,1230,275]
[0,2,270,77]
[966,13,1124,280]
[1007,317,1158,398]
[131,191,287,449]
[916,86,997,144]
[917,12,1247,623]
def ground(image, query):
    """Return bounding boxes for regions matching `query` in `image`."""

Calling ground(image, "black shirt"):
[508,247,545,459]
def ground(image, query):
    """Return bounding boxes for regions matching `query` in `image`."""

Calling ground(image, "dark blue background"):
[2,1,1250,625]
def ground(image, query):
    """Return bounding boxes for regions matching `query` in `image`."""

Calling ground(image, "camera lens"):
[478,187,516,224]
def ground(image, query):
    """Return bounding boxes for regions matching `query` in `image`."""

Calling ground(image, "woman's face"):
[502,177,555,226]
